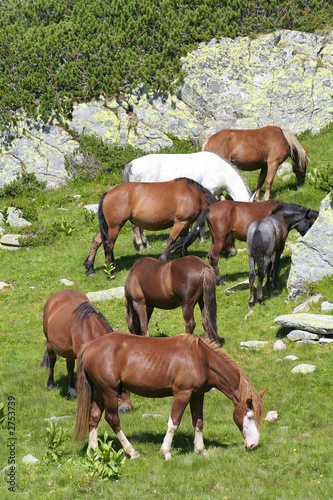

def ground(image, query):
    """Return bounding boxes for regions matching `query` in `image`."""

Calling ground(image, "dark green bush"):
[0,0,332,129]
[314,163,333,192]
[0,173,46,198]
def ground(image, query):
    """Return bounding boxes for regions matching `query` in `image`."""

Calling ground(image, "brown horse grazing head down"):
[203,125,309,200]
[125,255,219,342]
[41,289,132,412]
[83,177,217,277]
[74,333,266,460]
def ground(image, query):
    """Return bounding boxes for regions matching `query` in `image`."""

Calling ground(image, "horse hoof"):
[85,270,95,277]
[68,388,77,398]
[130,451,141,460]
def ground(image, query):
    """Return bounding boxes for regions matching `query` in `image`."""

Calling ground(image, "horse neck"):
[276,203,305,230]
[205,345,241,405]
[220,164,251,201]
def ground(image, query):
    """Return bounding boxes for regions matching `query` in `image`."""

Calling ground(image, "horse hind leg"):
[181,304,196,335]
[104,391,140,459]
[248,257,256,308]
[83,231,103,276]
[46,345,57,390]
[67,358,76,398]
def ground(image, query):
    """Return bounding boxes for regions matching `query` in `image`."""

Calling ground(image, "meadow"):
[0,129,332,499]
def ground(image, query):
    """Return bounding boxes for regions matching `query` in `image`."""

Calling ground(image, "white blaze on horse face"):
[242,410,260,450]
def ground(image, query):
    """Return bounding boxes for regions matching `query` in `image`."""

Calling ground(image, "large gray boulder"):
[1,30,333,189]
[287,193,333,297]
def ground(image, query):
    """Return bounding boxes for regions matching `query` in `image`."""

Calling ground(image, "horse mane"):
[273,124,307,172]
[73,302,113,332]
[175,177,217,205]
[184,335,264,426]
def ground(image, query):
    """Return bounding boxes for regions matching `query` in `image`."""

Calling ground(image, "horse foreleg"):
[104,391,140,459]
[159,221,189,261]
[160,391,191,460]
[207,241,225,286]
[255,166,268,201]
[130,222,151,251]
[67,358,76,398]
[190,394,208,455]
[83,231,102,276]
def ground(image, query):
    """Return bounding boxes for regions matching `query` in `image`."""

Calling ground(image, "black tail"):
[182,208,211,256]
[252,229,265,282]
[98,192,109,253]
[40,346,49,369]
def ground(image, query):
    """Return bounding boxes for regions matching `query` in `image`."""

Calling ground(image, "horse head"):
[288,207,318,236]
[293,144,309,185]
[233,388,266,450]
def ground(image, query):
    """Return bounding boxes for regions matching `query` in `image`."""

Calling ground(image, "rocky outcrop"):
[287,193,333,297]
[1,30,333,189]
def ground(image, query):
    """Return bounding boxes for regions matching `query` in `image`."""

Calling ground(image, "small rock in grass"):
[291,364,316,374]
[265,410,278,422]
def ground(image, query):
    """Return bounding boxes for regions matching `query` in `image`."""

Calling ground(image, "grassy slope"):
[0,129,332,499]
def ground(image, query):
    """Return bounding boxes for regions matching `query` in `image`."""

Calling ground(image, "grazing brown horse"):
[125,256,218,342]
[83,178,217,276]
[74,333,266,460]
[169,200,318,285]
[41,289,132,412]
[203,125,309,200]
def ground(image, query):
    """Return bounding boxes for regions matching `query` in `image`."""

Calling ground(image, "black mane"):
[73,302,113,332]
[175,177,217,205]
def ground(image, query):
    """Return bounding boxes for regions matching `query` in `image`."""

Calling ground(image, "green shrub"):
[86,432,126,481]
[314,163,333,192]
[0,173,46,198]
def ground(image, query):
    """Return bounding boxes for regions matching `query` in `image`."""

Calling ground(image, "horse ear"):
[259,388,267,398]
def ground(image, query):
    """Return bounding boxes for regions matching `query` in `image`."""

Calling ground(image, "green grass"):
[0,130,333,499]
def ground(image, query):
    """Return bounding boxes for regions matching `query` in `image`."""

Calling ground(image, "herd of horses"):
[41,124,318,461]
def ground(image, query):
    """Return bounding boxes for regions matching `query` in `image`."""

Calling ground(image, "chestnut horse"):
[203,125,309,200]
[74,333,266,460]
[125,256,219,342]
[169,200,318,285]
[41,289,132,412]
[83,178,217,276]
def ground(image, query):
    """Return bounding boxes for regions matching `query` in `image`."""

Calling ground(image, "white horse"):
[123,151,256,250]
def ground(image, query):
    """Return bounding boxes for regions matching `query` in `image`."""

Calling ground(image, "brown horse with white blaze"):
[203,125,308,200]
[74,333,266,460]
[41,289,132,412]
[125,256,219,342]
[83,178,217,276]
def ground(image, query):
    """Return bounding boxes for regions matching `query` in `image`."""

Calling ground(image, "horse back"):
[204,126,290,169]
[81,333,209,398]
[43,290,90,357]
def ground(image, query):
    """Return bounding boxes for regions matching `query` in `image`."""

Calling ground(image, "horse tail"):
[251,228,265,283]
[203,266,219,343]
[40,346,50,369]
[98,192,110,253]
[74,344,92,442]
[182,208,211,256]
[276,124,307,172]
[122,163,132,182]
[202,137,209,151]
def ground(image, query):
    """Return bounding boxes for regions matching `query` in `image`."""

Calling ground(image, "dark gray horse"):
[247,206,316,307]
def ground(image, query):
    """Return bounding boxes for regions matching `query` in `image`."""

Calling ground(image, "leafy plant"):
[86,432,126,481]
[313,162,333,192]
[61,220,75,236]
[0,173,46,198]
[46,421,66,461]
[104,263,116,280]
